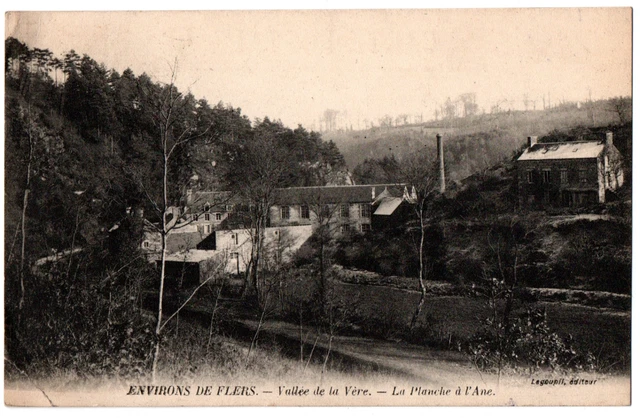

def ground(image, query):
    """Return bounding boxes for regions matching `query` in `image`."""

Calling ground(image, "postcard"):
[3,8,632,406]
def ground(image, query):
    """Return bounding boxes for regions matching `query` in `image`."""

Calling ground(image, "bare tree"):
[302,192,344,310]
[400,153,441,329]
[479,215,534,380]
[133,61,214,382]
[321,109,339,132]
[18,104,35,310]
[458,93,478,117]
[609,96,632,125]
[223,133,289,304]
[378,114,393,129]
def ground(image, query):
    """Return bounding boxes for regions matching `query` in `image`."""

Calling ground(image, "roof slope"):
[518,141,604,161]
[373,197,403,216]
[273,184,405,205]
[191,184,406,207]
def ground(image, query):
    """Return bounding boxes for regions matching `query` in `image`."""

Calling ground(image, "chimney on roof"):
[371,186,376,200]
[528,136,538,148]
[186,188,193,205]
[605,131,613,147]
[437,134,446,194]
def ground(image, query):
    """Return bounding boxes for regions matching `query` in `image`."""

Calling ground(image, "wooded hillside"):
[326,98,631,182]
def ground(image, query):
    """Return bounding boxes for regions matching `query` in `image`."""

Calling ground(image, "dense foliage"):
[4,37,347,379]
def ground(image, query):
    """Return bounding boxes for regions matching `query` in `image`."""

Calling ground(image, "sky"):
[5,7,632,131]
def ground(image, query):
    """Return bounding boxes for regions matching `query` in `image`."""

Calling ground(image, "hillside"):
[4,37,350,262]
[4,37,353,386]
[325,99,630,181]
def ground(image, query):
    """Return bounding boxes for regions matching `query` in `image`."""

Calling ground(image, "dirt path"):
[237,318,481,385]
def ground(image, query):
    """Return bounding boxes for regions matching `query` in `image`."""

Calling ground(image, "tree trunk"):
[152,152,169,383]
[19,113,34,311]
[19,188,29,310]
[152,228,167,382]
[410,214,427,329]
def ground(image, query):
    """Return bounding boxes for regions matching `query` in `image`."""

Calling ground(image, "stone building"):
[517,132,624,207]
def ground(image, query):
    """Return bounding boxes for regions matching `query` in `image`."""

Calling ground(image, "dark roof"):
[273,184,405,205]
[191,191,244,211]
[189,184,406,208]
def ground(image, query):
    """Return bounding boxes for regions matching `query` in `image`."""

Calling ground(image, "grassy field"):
[331,281,630,371]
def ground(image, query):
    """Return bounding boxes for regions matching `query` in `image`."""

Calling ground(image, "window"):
[205,213,210,221]
[230,252,239,259]
[361,223,371,232]
[215,213,222,221]
[542,169,551,183]
[231,234,238,245]
[281,206,290,220]
[560,169,568,184]
[143,241,150,248]
[526,170,534,184]
[300,205,310,219]
[192,214,199,221]
[579,169,588,183]
[205,225,211,234]
[340,204,350,218]
[226,204,234,212]
[204,204,210,212]
[360,204,371,218]
[340,224,351,233]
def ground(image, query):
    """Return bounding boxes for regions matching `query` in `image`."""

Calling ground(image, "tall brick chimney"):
[528,136,538,148]
[437,133,446,194]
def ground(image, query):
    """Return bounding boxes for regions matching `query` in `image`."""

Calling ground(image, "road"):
[235,317,480,385]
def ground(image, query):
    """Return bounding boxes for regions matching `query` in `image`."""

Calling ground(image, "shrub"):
[5,254,156,381]
[469,308,594,373]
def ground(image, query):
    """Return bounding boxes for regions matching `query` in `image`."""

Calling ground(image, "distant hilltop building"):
[517,132,624,207]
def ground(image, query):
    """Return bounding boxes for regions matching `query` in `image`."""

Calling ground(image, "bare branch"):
[160,274,215,332]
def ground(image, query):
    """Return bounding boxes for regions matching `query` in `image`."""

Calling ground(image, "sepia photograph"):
[3,6,633,407]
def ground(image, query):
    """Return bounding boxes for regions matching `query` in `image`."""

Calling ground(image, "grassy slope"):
[325,100,624,179]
